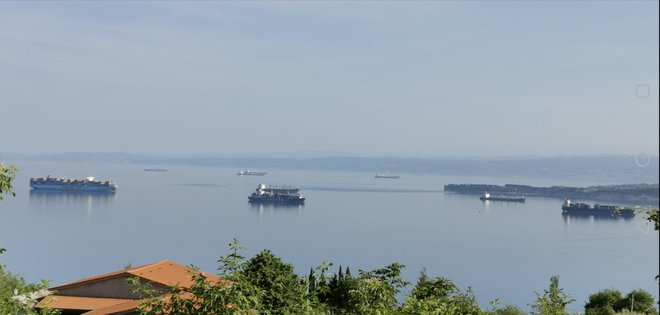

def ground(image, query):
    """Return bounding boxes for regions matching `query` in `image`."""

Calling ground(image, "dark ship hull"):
[562,200,635,218]
[248,194,305,205]
[480,196,525,202]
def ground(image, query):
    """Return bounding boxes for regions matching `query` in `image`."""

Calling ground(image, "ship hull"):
[238,172,267,176]
[480,196,525,202]
[248,195,305,205]
[30,184,116,192]
[562,206,634,218]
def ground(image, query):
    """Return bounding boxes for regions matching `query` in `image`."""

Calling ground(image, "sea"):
[1,160,658,312]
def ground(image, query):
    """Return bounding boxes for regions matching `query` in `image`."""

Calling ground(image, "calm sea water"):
[1,161,658,312]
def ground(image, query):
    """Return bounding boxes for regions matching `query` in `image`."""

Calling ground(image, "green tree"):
[350,263,408,314]
[1,163,17,253]
[0,163,17,201]
[530,276,575,315]
[614,290,658,315]
[409,269,457,301]
[242,249,313,314]
[311,264,357,313]
[401,269,484,315]
[488,304,527,315]
[1,263,58,314]
[647,209,659,231]
[585,289,622,315]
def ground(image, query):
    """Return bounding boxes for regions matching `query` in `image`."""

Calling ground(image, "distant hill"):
[3,152,658,183]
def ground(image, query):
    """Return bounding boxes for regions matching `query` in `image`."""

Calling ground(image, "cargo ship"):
[479,192,525,202]
[237,170,267,176]
[561,199,635,218]
[375,173,400,179]
[248,184,305,204]
[144,168,168,172]
[30,176,117,192]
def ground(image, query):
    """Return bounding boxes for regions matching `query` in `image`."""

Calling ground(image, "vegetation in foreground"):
[131,239,658,315]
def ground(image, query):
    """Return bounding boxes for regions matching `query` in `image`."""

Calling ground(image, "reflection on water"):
[249,202,304,223]
[249,202,304,212]
[29,189,116,215]
[249,202,304,215]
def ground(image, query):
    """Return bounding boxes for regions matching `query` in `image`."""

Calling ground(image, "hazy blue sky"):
[1,1,658,157]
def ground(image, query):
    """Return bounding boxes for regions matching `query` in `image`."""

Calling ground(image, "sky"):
[0,1,658,158]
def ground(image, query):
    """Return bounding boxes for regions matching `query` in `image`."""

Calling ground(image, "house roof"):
[50,259,221,291]
[81,299,142,315]
[36,260,224,315]
[36,296,134,311]
[81,292,196,315]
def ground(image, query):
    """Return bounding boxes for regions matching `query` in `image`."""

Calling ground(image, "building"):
[35,260,221,315]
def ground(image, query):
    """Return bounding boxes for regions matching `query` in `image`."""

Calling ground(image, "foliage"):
[343,263,409,314]
[530,276,575,315]
[242,249,313,314]
[129,243,658,315]
[488,303,527,315]
[584,288,659,315]
[647,209,659,231]
[585,289,622,315]
[400,269,484,315]
[0,264,59,315]
[0,163,17,201]
[614,290,658,315]
[309,263,357,313]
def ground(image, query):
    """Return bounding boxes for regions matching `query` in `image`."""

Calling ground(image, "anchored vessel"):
[562,199,635,218]
[30,176,117,192]
[479,192,525,202]
[144,168,168,172]
[248,184,305,204]
[237,170,268,176]
[375,173,400,179]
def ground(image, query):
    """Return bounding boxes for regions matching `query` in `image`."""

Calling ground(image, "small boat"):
[479,192,525,202]
[237,170,267,176]
[375,173,400,179]
[248,184,304,204]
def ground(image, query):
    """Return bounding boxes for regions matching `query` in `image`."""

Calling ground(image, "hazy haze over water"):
[0,1,658,157]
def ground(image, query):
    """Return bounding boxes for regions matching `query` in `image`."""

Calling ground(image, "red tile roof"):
[51,260,221,291]
[36,260,224,315]
[81,299,142,315]
[36,296,134,311]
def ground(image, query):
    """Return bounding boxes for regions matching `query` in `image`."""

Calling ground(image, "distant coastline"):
[444,183,659,206]
[3,152,658,183]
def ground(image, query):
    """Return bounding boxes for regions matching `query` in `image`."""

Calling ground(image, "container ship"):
[561,199,635,218]
[30,176,117,192]
[248,184,304,205]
